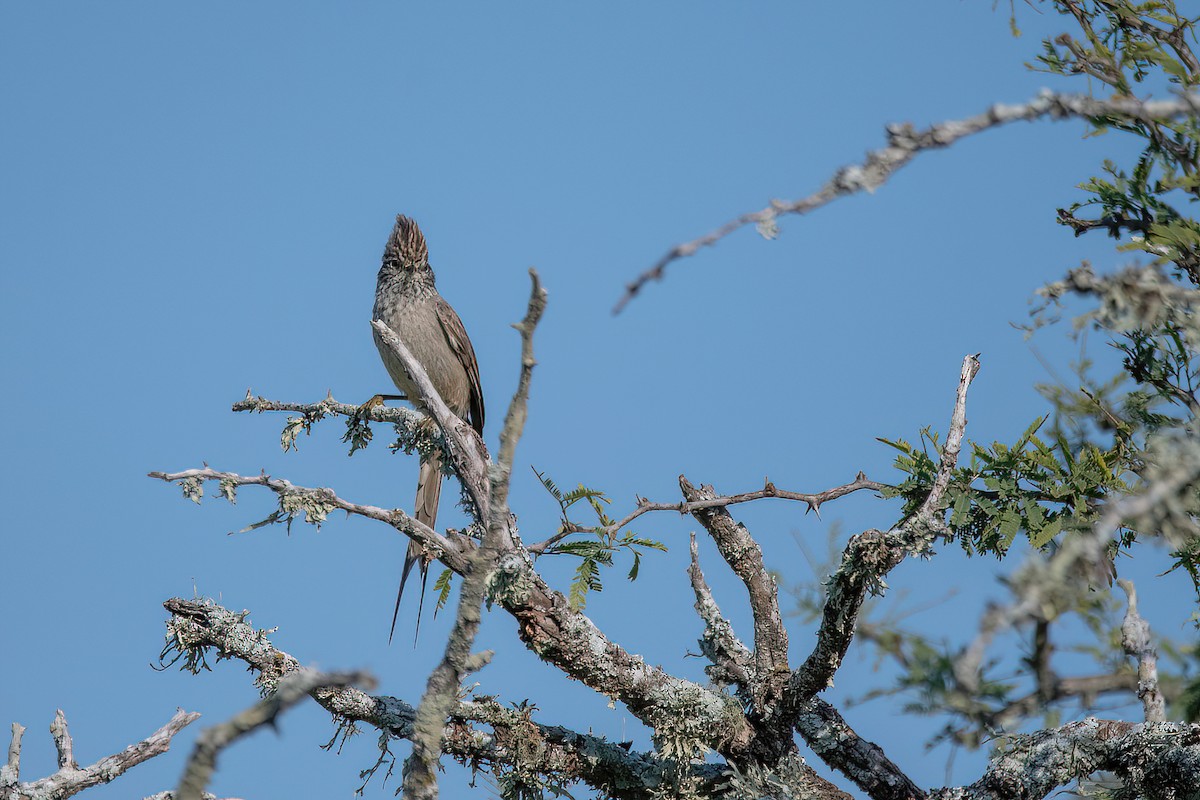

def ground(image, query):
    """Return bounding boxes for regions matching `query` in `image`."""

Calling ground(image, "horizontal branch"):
[147,467,470,572]
[615,91,1200,312]
[232,390,424,426]
[529,473,885,555]
[162,598,721,800]
[152,470,752,758]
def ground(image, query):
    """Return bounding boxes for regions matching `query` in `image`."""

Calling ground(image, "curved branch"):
[615,92,1200,313]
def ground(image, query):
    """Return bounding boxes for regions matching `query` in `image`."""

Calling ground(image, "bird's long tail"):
[389,453,440,644]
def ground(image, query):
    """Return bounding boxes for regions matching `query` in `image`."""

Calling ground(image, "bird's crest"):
[384,215,429,266]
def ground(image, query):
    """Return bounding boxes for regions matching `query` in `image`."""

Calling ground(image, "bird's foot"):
[354,393,407,421]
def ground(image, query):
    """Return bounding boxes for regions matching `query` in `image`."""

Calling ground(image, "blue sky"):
[2,3,1189,799]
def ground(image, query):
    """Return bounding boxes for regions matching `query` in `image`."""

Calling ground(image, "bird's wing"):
[434,296,485,434]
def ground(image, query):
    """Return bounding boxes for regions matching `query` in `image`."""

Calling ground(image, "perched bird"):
[371,215,485,642]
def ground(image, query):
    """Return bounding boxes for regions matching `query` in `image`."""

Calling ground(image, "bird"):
[370,215,485,642]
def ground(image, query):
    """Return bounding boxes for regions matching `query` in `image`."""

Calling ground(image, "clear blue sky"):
[1,4,1186,798]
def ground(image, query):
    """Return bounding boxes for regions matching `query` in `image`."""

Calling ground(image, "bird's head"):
[382,215,430,270]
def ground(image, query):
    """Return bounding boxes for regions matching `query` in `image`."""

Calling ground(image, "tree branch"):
[785,356,980,709]
[402,268,547,800]
[529,473,886,555]
[615,92,1200,313]
[1117,578,1166,724]
[680,475,790,718]
[147,467,470,572]
[161,598,724,800]
[792,699,925,800]
[0,724,23,790]
[1,709,199,800]
[175,670,370,800]
[932,718,1200,800]
[687,532,755,694]
[370,319,495,535]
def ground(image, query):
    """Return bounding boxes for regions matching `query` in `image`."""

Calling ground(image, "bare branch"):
[529,473,886,555]
[920,354,981,518]
[615,92,1200,313]
[162,598,723,799]
[687,533,754,692]
[175,670,370,800]
[147,467,470,573]
[8,709,199,800]
[49,710,77,771]
[402,269,547,800]
[1117,579,1166,724]
[0,723,24,788]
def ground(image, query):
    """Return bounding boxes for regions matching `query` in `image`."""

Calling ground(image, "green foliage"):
[433,567,454,615]
[533,468,667,610]
[879,416,1132,556]
[1035,1,1200,278]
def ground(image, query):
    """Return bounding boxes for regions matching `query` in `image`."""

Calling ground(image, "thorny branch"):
[615,91,1200,312]
[402,269,547,800]
[0,709,199,800]
[529,473,886,555]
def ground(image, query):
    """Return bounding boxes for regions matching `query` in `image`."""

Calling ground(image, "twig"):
[615,92,1200,313]
[175,670,370,800]
[231,390,423,425]
[528,473,886,555]
[147,467,468,573]
[1117,579,1165,723]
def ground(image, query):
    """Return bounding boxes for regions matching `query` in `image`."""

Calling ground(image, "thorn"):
[855,471,868,482]
[807,502,822,521]
[326,388,334,401]
[245,388,253,401]
[763,478,777,496]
